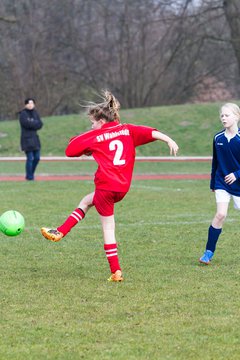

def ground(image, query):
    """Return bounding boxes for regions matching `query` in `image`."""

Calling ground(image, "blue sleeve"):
[234,170,240,179]
[210,138,217,190]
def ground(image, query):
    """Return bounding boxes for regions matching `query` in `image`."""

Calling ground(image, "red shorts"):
[93,189,127,216]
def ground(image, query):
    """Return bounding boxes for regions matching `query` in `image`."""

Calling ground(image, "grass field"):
[1,174,240,359]
[0,159,211,176]
[1,102,239,359]
[0,102,225,157]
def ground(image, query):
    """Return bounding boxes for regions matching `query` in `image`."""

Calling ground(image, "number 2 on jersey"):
[109,140,126,165]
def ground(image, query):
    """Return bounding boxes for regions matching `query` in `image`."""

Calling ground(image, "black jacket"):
[19,109,43,151]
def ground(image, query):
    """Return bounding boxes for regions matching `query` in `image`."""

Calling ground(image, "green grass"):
[0,178,240,359]
[0,102,238,359]
[0,102,225,156]
[0,159,211,176]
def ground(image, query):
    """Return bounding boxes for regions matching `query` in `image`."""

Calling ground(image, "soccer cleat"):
[199,250,214,265]
[108,270,123,282]
[41,227,63,242]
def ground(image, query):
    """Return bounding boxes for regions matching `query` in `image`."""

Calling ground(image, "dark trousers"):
[25,150,40,180]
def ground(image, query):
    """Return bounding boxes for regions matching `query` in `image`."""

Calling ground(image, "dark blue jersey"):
[210,129,240,196]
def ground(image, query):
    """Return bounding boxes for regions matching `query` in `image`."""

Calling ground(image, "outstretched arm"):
[152,130,179,156]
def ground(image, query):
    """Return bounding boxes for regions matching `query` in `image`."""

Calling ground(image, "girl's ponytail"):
[87,90,120,122]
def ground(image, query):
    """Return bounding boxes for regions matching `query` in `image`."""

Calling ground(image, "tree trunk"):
[223,0,240,73]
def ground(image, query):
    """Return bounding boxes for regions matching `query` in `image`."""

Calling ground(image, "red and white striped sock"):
[104,243,121,274]
[57,208,85,236]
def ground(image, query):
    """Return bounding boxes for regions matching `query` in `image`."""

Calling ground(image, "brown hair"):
[87,90,120,122]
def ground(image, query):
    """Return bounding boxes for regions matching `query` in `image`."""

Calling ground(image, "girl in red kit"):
[41,91,179,282]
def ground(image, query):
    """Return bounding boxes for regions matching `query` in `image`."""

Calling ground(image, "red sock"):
[57,208,85,236]
[104,243,121,273]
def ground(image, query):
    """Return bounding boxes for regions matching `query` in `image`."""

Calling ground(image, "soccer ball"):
[0,210,25,236]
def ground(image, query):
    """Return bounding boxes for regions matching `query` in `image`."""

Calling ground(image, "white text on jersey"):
[96,129,130,142]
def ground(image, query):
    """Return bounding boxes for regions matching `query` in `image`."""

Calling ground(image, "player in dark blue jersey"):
[199,103,240,264]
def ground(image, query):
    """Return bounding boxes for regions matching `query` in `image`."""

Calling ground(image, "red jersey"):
[65,121,157,192]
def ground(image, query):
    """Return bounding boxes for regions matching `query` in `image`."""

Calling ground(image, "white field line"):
[131,185,191,191]
[28,218,237,232]
[0,156,212,161]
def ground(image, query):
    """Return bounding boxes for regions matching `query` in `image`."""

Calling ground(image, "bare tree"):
[0,0,239,119]
[0,0,88,117]
[223,0,240,74]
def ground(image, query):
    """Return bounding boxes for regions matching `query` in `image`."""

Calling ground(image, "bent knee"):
[215,212,227,222]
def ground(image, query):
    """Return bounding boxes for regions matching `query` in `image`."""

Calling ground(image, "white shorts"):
[215,189,240,210]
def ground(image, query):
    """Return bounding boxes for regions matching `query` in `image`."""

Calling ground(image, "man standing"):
[19,98,43,180]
